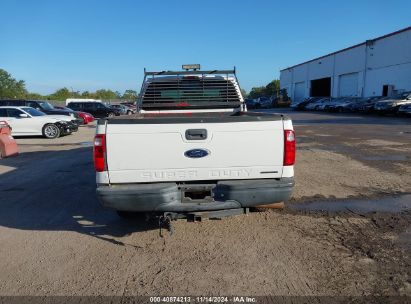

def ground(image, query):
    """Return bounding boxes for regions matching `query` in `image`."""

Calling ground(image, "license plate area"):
[179,183,215,203]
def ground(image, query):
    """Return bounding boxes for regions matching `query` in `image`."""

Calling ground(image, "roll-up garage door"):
[294,82,305,102]
[339,73,358,97]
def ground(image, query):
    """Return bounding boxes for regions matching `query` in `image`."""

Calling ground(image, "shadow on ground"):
[0,147,158,246]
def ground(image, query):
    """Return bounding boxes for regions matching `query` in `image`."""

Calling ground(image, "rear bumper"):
[97,178,294,212]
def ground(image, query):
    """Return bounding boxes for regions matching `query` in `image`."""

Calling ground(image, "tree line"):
[0,69,138,101]
[0,68,283,101]
[247,79,281,99]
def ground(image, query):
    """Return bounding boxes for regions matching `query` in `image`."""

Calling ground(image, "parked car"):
[374,92,411,114]
[0,99,82,126]
[95,68,295,219]
[270,96,278,107]
[120,102,137,110]
[0,106,76,138]
[348,96,382,113]
[245,98,258,109]
[326,97,359,112]
[291,97,322,111]
[255,97,272,108]
[54,106,95,124]
[304,98,330,110]
[290,99,305,110]
[397,104,411,117]
[319,98,342,111]
[67,101,120,118]
[110,104,135,115]
[248,97,272,109]
[76,111,95,124]
[363,97,386,113]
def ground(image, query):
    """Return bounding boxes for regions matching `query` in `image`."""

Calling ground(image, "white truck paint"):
[105,121,284,183]
[95,69,295,216]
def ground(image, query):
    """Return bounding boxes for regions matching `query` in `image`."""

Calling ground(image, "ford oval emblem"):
[184,149,210,158]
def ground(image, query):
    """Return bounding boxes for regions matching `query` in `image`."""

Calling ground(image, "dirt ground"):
[0,110,410,297]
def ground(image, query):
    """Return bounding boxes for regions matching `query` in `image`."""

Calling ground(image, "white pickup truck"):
[94,67,295,219]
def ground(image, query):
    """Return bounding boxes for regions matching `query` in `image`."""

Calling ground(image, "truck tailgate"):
[105,120,284,183]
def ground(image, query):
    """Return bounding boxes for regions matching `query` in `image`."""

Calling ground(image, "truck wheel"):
[127,111,132,115]
[108,113,115,118]
[42,124,60,139]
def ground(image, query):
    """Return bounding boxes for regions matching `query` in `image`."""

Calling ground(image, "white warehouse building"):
[280,26,411,103]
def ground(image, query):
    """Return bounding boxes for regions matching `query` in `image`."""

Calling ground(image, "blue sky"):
[1,0,410,94]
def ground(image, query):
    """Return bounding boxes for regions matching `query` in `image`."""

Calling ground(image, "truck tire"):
[42,124,60,139]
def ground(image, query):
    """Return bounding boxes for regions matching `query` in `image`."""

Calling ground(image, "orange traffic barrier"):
[0,121,19,158]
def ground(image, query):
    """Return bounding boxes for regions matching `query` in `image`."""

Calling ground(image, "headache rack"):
[138,68,244,110]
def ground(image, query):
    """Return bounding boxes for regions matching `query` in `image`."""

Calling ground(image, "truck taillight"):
[94,134,106,172]
[283,130,296,166]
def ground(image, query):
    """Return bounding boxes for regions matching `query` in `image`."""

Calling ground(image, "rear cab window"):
[140,74,242,110]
